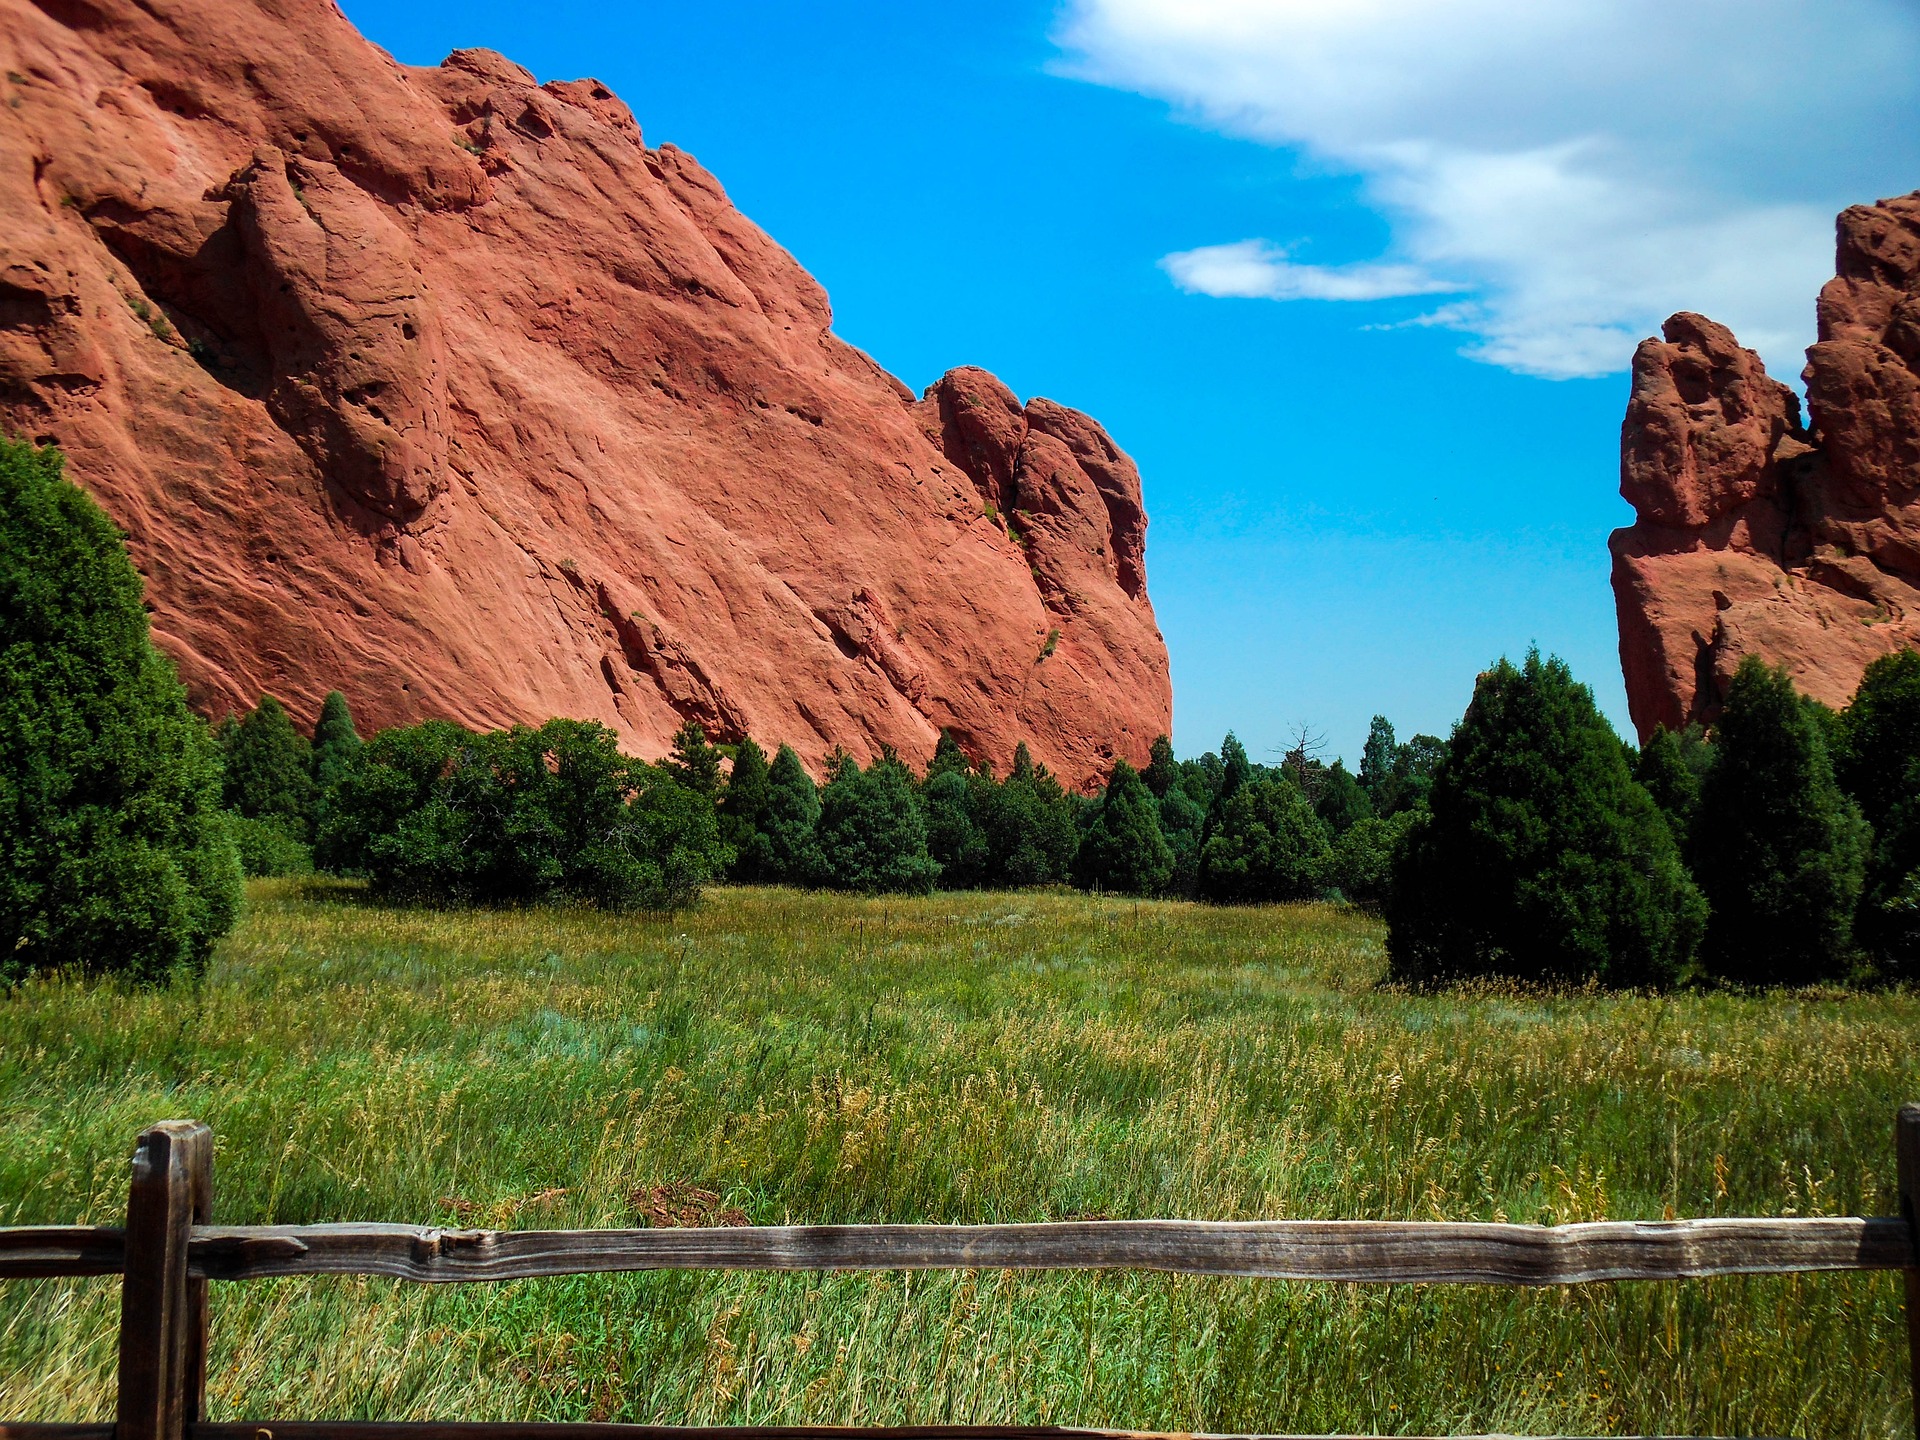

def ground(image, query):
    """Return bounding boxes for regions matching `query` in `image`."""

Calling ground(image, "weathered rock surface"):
[1612,191,1920,737]
[0,0,1169,786]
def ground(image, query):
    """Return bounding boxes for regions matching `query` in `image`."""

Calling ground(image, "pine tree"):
[0,438,241,982]
[1837,649,1920,975]
[1142,735,1179,799]
[926,729,972,782]
[1359,716,1399,814]
[663,720,723,801]
[220,695,316,837]
[1693,656,1869,985]
[1387,651,1704,988]
[759,744,822,884]
[1313,760,1372,834]
[1218,732,1252,804]
[813,752,940,894]
[719,737,773,881]
[310,690,361,792]
[1198,775,1332,903]
[1158,785,1206,896]
[923,768,989,887]
[1633,724,1709,850]
[1073,760,1174,895]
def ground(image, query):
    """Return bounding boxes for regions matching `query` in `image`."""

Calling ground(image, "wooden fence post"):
[117,1121,212,1440]
[1897,1104,1920,1440]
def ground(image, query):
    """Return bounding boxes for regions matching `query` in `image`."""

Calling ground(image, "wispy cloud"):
[1161,241,1461,303]
[1057,0,1920,380]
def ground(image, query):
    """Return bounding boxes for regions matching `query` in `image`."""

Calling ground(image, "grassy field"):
[3,882,1918,1436]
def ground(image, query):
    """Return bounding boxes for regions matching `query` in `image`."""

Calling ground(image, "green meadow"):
[3,881,1917,1436]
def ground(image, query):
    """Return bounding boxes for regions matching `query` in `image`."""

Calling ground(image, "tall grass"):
[2,881,1915,1435]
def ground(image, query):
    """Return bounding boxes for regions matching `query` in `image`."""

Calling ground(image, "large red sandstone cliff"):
[0,0,1170,787]
[1613,191,1920,738]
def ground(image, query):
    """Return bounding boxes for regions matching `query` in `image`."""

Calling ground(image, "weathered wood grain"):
[185,1215,1912,1286]
[0,1227,123,1278]
[117,1122,212,1440]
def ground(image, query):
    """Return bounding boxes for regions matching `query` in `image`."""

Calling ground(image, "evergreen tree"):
[663,720,723,801]
[1218,732,1252,805]
[1198,775,1332,903]
[813,752,940,894]
[316,718,726,910]
[221,695,315,837]
[1324,812,1413,907]
[926,729,972,782]
[719,737,773,881]
[982,744,1079,886]
[1837,649,1920,975]
[1158,784,1206,897]
[1392,734,1446,814]
[1313,760,1372,834]
[1073,760,1174,895]
[1387,651,1704,988]
[1359,716,1399,813]
[1633,724,1709,850]
[310,690,362,792]
[759,744,822,884]
[1693,657,1869,984]
[923,767,990,887]
[1142,735,1179,799]
[0,438,241,982]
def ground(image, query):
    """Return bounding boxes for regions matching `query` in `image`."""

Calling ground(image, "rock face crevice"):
[0,0,1170,786]
[1613,191,1920,738]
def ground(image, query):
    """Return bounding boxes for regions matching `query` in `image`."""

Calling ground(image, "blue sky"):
[343,0,1919,766]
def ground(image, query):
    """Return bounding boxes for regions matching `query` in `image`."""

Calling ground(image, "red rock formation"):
[0,0,1169,788]
[1612,191,1920,738]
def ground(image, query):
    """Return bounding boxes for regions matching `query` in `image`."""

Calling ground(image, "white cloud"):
[1161,240,1461,303]
[1058,0,1920,380]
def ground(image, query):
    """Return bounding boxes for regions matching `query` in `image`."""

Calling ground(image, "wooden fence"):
[5,1113,1920,1440]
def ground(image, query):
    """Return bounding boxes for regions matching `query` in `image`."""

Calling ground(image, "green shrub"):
[1323,812,1412,907]
[317,718,724,911]
[1197,775,1332,903]
[753,744,823,884]
[1693,657,1869,985]
[226,814,313,878]
[718,737,773,880]
[813,751,939,894]
[0,437,241,983]
[1633,723,1710,850]
[1387,651,1704,988]
[1836,649,1920,977]
[220,695,315,838]
[663,719,723,801]
[1073,759,1173,896]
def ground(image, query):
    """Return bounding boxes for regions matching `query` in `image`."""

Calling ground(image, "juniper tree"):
[1692,657,1869,985]
[719,737,774,881]
[1837,649,1920,975]
[310,690,362,793]
[0,438,241,982]
[663,720,724,801]
[813,751,940,894]
[221,695,315,837]
[1387,651,1704,988]
[1198,774,1332,903]
[1073,759,1174,896]
[759,744,822,884]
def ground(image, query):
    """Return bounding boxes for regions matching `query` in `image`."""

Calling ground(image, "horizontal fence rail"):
[6,1112,1920,1440]
[2,1215,1912,1287]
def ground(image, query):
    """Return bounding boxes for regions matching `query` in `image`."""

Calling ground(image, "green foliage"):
[663,720,724,802]
[813,752,940,894]
[1837,649,1920,976]
[1158,784,1206,897]
[1693,657,1869,985]
[1358,716,1443,818]
[226,814,313,878]
[1632,724,1710,850]
[310,690,362,793]
[1323,812,1413,907]
[0,437,241,983]
[1359,715,1398,810]
[1141,734,1179,799]
[754,744,823,884]
[1387,651,1704,988]
[220,695,315,838]
[1198,775,1332,904]
[1218,732,1252,805]
[317,719,724,911]
[1312,759,1372,835]
[926,742,1080,890]
[718,737,773,881]
[1073,759,1174,895]
[926,730,972,782]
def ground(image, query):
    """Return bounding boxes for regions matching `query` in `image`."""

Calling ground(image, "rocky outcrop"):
[1612,191,1920,737]
[0,0,1169,787]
